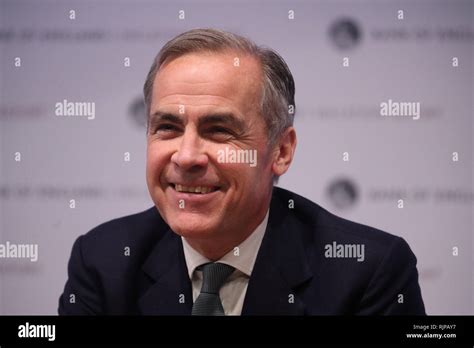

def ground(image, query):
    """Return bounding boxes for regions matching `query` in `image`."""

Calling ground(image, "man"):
[58,29,425,315]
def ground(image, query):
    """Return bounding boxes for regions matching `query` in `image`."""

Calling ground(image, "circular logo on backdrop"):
[326,177,359,210]
[129,96,147,128]
[329,18,362,50]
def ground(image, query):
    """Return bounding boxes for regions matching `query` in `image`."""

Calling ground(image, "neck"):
[185,238,240,261]
[185,203,269,261]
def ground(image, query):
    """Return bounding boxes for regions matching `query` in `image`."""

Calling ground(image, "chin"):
[166,211,219,239]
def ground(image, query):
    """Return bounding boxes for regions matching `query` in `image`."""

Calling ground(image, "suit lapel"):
[137,230,193,315]
[242,190,314,315]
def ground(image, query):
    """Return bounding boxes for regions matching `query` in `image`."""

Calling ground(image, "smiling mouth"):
[170,183,220,194]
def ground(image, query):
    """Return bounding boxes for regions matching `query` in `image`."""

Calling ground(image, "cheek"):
[216,151,271,191]
[223,145,273,185]
[146,143,168,182]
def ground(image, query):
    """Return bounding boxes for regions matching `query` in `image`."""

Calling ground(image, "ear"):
[272,127,297,177]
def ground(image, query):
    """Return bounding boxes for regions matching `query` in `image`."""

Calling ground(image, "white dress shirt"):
[181,210,269,315]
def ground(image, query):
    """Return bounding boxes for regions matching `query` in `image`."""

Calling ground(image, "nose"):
[171,126,208,172]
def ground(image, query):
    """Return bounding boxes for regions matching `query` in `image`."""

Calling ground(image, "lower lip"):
[168,185,222,204]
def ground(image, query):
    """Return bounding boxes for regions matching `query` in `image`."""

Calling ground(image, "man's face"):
[146,51,276,241]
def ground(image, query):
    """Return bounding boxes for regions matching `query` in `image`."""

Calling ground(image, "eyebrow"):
[149,111,246,132]
[149,112,183,126]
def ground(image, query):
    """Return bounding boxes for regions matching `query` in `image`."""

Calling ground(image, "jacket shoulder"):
[272,187,425,315]
[273,186,403,249]
[78,207,168,269]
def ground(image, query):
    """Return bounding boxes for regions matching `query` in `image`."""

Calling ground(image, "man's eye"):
[155,124,179,132]
[208,126,233,134]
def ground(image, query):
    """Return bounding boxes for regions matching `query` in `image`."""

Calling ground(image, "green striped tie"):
[191,262,235,316]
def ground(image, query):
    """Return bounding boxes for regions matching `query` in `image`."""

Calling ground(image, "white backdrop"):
[0,0,473,314]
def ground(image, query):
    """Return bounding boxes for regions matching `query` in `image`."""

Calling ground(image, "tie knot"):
[199,262,235,294]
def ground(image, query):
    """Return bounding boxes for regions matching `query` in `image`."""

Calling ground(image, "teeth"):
[201,187,213,194]
[174,184,214,194]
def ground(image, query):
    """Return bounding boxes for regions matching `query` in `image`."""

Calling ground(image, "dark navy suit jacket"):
[58,187,426,315]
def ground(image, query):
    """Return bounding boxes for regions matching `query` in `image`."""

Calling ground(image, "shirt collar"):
[181,209,269,279]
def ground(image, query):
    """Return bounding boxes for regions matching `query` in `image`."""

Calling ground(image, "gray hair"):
[143,28,295,145]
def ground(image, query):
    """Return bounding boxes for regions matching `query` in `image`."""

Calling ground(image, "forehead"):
[151,51,263,113]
